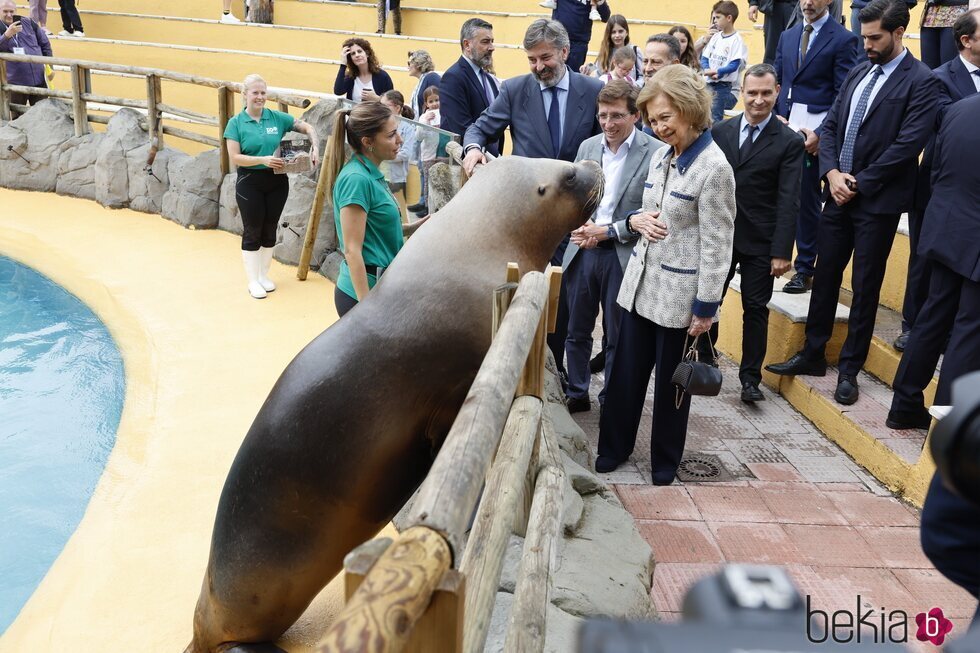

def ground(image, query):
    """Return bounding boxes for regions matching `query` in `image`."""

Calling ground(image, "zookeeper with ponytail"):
[325,101,406,317]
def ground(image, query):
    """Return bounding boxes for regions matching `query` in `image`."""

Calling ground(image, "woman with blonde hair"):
[224,73,320,299]
[334,37,394,102]
[595,64,735,485]
[325,101,405,316]
[587,14,641,79]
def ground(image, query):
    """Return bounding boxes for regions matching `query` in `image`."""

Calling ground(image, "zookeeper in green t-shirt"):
[324,101,407,317]
[224,73,320,299]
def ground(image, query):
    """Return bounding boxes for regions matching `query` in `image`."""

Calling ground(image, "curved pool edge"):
[0,189,345,652]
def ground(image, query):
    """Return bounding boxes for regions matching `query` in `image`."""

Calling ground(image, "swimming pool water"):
[0,256,125,635]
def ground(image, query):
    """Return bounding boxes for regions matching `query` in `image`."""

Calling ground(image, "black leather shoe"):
[886,408,932,430]
[765,352,828,376]
[783,272,813,294]
[566,397,591,413]
[589,351,606,374]
[651,471,676,486]
[893,331,910,352]
[740,381,765,403]
[834,374,860,405]
[407,202,428,214]
[595,455,624,473]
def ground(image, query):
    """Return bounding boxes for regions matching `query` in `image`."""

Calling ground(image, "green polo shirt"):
[223,108,295,169]
[333,155,404,301]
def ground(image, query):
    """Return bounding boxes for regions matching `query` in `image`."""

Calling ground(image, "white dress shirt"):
[594,129,637,226]
[738,112,773,147]
[845,49,908,133]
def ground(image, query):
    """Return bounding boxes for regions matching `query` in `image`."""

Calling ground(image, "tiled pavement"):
[571,356,977,651]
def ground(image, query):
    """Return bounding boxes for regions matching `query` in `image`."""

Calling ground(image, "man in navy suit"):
[893,8,980,353]
[439,18,503,157]
[913,100,980,626]
[766,0,940,406]
[774,0,860,294]
[888,91,980,429]
[463,18,603,382]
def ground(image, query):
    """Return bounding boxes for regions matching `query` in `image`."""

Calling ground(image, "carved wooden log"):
[317,526,452,653]
[249,0,273,23]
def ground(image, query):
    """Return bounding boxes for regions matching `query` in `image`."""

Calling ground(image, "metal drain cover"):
[676,453,736,482]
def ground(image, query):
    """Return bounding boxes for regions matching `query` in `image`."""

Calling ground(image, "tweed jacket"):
[617,131,736,329]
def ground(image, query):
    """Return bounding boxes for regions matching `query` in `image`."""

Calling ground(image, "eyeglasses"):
[597,112,632,123]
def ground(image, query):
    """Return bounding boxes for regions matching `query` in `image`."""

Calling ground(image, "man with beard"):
[440,18,503,156]
[0,0,52,106]
[463,18,603,384]
[766,0,940,407]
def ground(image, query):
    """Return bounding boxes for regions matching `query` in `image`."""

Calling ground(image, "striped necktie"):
[839,65,883,175]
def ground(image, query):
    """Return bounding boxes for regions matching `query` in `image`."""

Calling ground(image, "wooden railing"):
[317,264,565,653]
[0,53,311,175]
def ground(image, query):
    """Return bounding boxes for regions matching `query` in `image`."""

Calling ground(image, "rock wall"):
[0,99,347,281]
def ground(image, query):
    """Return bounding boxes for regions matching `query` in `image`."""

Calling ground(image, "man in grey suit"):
[463,17,604,381]
[561,81,661,413]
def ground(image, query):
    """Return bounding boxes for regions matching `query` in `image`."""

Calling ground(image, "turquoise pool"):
[0,256,124,635]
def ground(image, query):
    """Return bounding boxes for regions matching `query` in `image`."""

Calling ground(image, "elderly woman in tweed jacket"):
[595,64,735,485]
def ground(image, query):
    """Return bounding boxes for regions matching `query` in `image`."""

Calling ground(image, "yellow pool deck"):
[0,188,388,652]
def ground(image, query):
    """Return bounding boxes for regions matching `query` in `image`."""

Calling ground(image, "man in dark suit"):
[750,0,800,65]
[439,18,503,157]
[562,81,660,413]
[463,18,604,382]
[766,0,940,406]
[711,64,803,403]
[893,8,980,352]
[774,0,861,294]
[887,92,980,429]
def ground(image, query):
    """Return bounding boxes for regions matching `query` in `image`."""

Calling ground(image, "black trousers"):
[762,1,797,65]
[564,245,624,404]
[722,249,775,386]
[936,272,980,406]
[794,153,821,277]
[60,0,83,32]
[597,311,692,482]
[547,235,571,378]
[920,473,980,626]
[334,286,359,317]
[10,84,46,107]
[901,189,931,332]
[236,168,289,251]
[567,41,589,74]
[802,201,899,376]
[891,261,960,415]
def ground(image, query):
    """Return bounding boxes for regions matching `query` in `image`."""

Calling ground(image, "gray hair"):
[646,33,681,62]
[460,17,493,49]
[743,62,777,83]
[408,49,435,73]
[523,18,570,51]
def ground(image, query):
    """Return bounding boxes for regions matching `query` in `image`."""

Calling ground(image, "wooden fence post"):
[69,64,88,136]
[296,148,330,280]
[248,0,273,23]
[0,60,10,122]
[145,74,163,148]
[217,85,235,176]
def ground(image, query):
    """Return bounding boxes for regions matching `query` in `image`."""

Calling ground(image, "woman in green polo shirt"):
[225,73,320,299]
[324,101,405,316]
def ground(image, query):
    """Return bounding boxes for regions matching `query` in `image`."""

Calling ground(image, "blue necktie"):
[839,65,883,174]
[547,86,561,158]
[479,69,495,106]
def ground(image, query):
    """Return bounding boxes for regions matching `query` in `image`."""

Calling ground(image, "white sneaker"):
[57,30,71,36]
[539,0,556,8]
[73,31,84,37]
[220,13,242,24]
[589,8,601,20]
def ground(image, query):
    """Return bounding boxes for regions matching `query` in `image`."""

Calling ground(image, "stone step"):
[773,367,935,507]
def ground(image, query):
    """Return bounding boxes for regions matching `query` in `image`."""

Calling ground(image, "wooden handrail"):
[405,272,549,560]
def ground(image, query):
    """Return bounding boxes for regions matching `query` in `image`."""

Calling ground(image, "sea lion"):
[186,155,603,653]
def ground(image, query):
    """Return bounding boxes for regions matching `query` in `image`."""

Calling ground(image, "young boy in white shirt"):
[700,0,748,122]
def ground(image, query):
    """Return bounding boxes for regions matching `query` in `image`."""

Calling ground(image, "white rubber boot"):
[258,247,277,293]
[242,250,267,299]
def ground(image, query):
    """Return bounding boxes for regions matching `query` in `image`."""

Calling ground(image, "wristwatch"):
[606,224,616,240]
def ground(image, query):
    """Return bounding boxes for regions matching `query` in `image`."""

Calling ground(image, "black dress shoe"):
[765,352,828,376]
[407,202,428,214]
[740,381,765,403]
[651,471,676,486]
[834,374,860,405]
[566,397,591,413]
[589,351,606,374]
[886,408,932,430]
[782,272,813,294]
[893,331,910,352]
[595,455,624,473]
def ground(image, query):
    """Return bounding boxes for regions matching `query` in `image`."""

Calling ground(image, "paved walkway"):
[572,356,976,651]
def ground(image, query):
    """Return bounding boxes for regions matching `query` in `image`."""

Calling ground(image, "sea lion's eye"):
[538,186,547,196]
[564,169,577,185]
